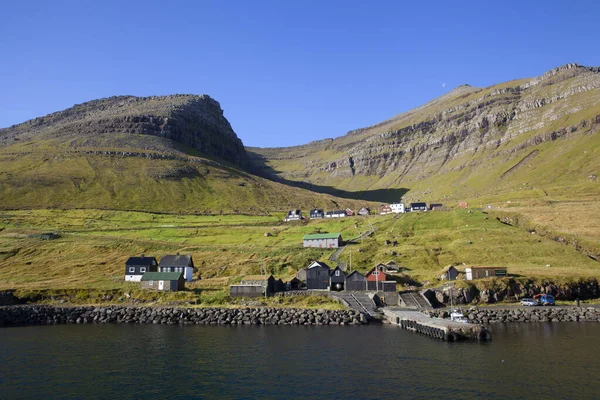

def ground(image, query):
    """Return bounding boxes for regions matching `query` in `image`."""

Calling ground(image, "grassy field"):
[1,208,599,304]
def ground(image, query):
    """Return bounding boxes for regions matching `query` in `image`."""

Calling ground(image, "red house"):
[365,265,387,282]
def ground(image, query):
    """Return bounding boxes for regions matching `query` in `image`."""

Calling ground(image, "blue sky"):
[1,0,599,147]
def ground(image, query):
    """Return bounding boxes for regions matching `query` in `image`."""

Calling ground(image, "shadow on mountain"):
[247,150,408,203]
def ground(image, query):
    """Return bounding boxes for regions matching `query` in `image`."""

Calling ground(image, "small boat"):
[449,309,469,323]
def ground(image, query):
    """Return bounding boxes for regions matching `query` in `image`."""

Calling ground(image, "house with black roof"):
[285,209,303,222]
[310,209,324,219]
[125,255,158,282]
[345,270,367,291]
[159,253,195,282]
[306,261,331,290]
[410,202,428,212]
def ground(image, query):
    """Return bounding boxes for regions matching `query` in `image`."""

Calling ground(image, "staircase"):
[333,292,380,317]
[399,291,432,310]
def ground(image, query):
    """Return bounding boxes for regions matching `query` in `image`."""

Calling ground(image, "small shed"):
[465,266,508,280]
[345,208,354,216]
[306,261,331,290]
[329,266,346,291]
[274,278,285,293]
[288,277,303,290]
[429,203,444,211]
[345,271,367,291]
[303,233,343,248]
[440,266,459,281]
[240,275,276,294]
[379,204,393,215]
[140,272,185,292]
[125,255,158,282]
[458,202,469,209]
[410,202,428,212]
[357,207,370,216]
[310,209,324,219]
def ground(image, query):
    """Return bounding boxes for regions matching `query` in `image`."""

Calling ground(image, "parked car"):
[534,294,555,306]
[520,298,539,306]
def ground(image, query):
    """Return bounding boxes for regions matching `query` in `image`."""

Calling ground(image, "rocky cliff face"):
[0,94,249,168]
[249,63,600,200]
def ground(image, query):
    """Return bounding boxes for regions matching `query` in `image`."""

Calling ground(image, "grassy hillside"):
[1,209,597,297]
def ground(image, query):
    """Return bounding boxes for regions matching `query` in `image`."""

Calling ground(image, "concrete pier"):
[383,307,492,342]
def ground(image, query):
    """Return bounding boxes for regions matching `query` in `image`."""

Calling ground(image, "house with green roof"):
[140,272,185,292]
[303,232,343,249]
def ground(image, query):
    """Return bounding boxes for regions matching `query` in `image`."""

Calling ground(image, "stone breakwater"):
[428,307,600,324]
[0,305,368,327]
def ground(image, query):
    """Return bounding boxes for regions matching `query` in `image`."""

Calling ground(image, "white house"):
[159,254,195,282]
[390,203,405,213]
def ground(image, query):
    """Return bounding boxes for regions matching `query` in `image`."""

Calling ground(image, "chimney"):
[141,253,145,258]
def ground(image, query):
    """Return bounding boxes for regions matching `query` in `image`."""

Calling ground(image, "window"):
[335,270,340,276]
[149,280,154,285]
[140,267,146,273]
[373,271,379,275]
[128,267,134,273]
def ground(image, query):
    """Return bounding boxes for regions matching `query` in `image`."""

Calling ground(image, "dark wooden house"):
[310,209,324,219]
[306,261,331,290]
[345,271,367,291]
[159,254,195,282]
[429,203,444,211]
[329,266,346,291]
[140,272,185,291]
[440,266,459,281]
[125,255,158,282]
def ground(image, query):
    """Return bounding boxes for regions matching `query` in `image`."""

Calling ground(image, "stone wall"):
[428,307,600,324]
[0,305,367,327]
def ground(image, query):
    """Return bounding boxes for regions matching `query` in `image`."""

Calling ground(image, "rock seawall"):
[428,307,600,324]
[0,305,367,327]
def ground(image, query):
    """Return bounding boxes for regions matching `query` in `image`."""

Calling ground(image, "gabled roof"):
[329,266,345,276]
[310,209,324,213]
[159,254,193,267]
[410,202,427,207]
[141,272,182,281]
[126,256,157,265]
[307,260,331,269]
[346,270,366,280]
[303,233,341,240]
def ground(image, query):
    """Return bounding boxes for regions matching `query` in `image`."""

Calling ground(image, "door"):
[158,281,164,290]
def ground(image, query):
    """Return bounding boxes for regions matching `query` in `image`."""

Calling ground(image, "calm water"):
[1,323,600,399]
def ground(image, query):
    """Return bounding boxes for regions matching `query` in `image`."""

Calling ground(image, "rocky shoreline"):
[0,305,367,328]
[428,307,600,324]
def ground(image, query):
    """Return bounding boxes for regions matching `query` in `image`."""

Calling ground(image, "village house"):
[140,272,185,292]
[429,203,444,211]
[345,270,367,291]
[325,210,346,218]
[159,253,195,282]
[125,255,158,282]
[440,266,459,281]
[287,277,303,290]
[306,261,331,290]
[365,265,388,291]
[390,203,405,213]
[465,266,508,280]
[357,207,370,216]
[329,266,346,291]
[345,208,354,216]
[410,202,428,212]
[458,201,469,209]
[310,209,324,219]
[285,209,303,222]
[379,204,393,215]
[303,232,343,248]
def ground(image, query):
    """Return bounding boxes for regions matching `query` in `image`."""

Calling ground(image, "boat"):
[450,309,469,323]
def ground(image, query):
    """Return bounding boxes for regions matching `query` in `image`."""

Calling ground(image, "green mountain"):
[248,63,600,206]
[0,95,372,213]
